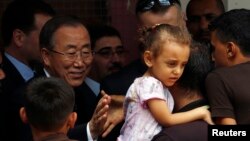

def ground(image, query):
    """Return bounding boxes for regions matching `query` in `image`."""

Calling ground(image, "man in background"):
[0,51,6,140]
[1,0,55,140]
[186,0,225,43]
[206,9,250,125]
[86,24,127,95]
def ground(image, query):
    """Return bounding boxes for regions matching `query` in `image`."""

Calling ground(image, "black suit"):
[98,59,147,141]
[74,82,98,125]
[152,99,208,141]
[2,54,26,97]
[1,55,30,141]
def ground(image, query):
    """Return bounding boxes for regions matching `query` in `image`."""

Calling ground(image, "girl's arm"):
[147,99,214,127]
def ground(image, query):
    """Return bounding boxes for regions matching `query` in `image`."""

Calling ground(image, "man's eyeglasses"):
[136,0,180,13]
[49,48,93,62]
[94,46,126,59]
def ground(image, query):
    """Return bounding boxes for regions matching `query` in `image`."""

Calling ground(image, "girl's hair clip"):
[138,23,163,36]
[151,23,161,29]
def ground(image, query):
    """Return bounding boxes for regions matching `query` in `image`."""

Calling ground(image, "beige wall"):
[226,0,250,10]
[180,0,250,12]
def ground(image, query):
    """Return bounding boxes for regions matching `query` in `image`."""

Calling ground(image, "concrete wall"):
[180,0,250,12]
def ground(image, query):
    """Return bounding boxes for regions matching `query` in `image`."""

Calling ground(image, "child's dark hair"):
[209,9,250,56]
[177,41,213,94]
[140,24,191,57]
[24,77,75,131]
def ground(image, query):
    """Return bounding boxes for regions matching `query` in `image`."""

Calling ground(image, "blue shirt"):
[85,77,100,96]
[5,53,34,81]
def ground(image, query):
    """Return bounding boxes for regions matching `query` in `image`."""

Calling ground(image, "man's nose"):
[200,16,209,30]
[111,52,121,62]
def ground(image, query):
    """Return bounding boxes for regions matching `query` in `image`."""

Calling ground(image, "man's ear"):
[13,29,26,47]
[67,112,77,129]
[144,50,153,67]
[19,107,28,124]
[226,42,236,58]
[41,48,51,67]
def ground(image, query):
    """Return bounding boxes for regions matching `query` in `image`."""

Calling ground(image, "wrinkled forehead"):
[187,0,223,16]
[52,25,90,46]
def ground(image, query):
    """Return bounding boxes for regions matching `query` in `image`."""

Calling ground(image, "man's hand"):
[101,91,125,137]
[89,93,111,139]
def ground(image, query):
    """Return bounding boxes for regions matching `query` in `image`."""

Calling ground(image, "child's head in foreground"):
[20,77,77,134]
[141,24,191,87]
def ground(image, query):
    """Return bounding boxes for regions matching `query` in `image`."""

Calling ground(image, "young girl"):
[117,24,213,141]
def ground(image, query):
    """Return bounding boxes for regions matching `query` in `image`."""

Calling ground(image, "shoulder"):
[136,76,162,86]
[2,55,20,76]
[210,62,250,75]
[207,62,250,82]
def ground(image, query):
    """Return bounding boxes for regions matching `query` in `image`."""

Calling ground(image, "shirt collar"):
[5,53,34,81]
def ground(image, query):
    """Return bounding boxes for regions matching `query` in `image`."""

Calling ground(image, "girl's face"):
[147,42,190,87]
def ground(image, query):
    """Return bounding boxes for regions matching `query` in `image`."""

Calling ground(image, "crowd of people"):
[1,0,250,141]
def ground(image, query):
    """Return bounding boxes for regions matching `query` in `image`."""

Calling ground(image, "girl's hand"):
[199,105,214,125]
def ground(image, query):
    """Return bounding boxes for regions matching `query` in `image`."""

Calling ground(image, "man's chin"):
[68,79,84,88]
[194,35,210,43]
[109,68,121,73]
[199,35,210,42]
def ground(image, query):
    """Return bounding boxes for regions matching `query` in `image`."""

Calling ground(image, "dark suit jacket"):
[152,99,208,141]
[68,81,99,141]
[98,59,147,141]
[1,55,29,141]
[2,54,26,95]
[74,82,98,125]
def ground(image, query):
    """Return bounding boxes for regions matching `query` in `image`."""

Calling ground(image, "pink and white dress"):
[117,76,174,141]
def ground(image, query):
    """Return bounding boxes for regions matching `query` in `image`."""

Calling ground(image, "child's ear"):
[19,107,28,124]
[68,112,77,129]
[226,42,236,58]
[144,50,153,67]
